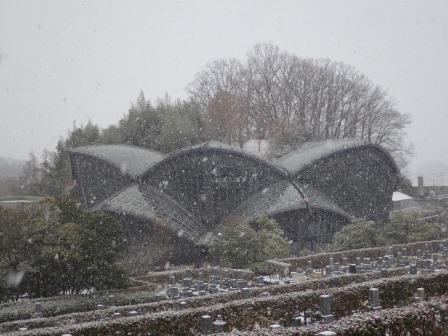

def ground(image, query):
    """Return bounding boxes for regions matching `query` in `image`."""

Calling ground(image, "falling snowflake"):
[6,270,24,288]
[120,162,128,174]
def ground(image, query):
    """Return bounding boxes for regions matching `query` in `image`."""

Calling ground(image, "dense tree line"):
[189,44,410,161]
[0,198,127,301]
[18,95,204,197]
[331,213,447,251]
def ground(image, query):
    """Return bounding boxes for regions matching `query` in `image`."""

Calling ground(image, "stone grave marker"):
[200,315,212,335]
[368,288,382,311]
[319,294,334,323]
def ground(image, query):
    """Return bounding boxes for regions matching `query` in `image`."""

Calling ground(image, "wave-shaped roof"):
[141,141,287,181]
[70,139,398,248]
[71,145,165,179]
[232,180,351,224]
[99,184,204,242]
[276,139,399,175]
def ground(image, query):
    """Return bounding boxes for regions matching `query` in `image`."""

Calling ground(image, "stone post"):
[270,323,281,330]
[318,331,336,336]
[415,287,426,303]
[368,288,381,310]
[291,316,302,327]
[35,303,43,317]
[319,294,334,323]
[200,315,212,335]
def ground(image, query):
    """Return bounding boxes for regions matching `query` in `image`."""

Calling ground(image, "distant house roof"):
[392,191,413,201]
[71,145,165,179]
[391,198,439,215]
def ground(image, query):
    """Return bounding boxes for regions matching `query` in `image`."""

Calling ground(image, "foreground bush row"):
[4,271,448,335]
[226,296,448,336]
[0,268,408,332]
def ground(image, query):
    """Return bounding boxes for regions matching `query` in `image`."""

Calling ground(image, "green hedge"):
[5,271,448,336]
[224,297,448,335]
[0,268,408,333]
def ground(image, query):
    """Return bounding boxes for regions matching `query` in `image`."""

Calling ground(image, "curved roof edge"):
[99,184,204,242]
[276,139,400,177]
[229,180,352,226]
[140,141,288,181]
[70,144,165,180]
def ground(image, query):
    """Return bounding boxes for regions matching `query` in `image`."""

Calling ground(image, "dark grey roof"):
[100,184,205,242]
[301,183,351,217]
[276,139,398,175]
[141,141,288,181]
[71,145,165,179]
[69,139,397,247]
[231,180,351,224]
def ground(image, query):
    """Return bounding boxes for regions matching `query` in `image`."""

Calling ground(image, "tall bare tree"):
[188,43,410,164]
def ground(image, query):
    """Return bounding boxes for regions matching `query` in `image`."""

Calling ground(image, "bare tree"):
[188,59,249,147]
[188,43,410,163]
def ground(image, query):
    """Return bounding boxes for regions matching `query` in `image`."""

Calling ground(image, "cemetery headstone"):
[368,288,382,311]
[200,315,212,335]
[319,294,334,323]
[35,303,43,317]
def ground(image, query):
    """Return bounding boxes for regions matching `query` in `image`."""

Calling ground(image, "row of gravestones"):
[298,243,448,279]
[156,268,290,300]
[155,245,448,303]
[196,287,429,335]
[25,244,448,324]
[151,243,448,304]
[165,276,255,300]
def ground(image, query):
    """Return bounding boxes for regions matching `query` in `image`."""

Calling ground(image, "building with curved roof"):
[69,139,400,264]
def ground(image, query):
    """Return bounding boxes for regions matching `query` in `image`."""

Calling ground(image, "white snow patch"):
[243,139,271,157]
[392,191,413,201]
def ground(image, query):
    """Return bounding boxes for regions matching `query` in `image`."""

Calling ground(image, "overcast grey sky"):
[0,0,447,183]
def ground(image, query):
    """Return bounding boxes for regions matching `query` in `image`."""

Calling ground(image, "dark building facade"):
[69,139,399,265]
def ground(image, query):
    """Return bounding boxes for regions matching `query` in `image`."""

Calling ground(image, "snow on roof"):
[392,191,413,201]
[70,145,165,179]
[242,139,271,158]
